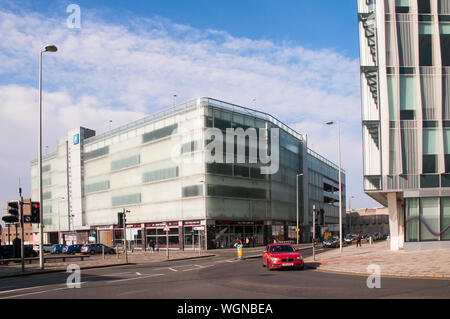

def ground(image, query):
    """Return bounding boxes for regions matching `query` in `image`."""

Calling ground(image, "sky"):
[0,0,381,221]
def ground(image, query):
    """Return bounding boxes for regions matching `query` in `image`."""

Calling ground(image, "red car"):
[262,243,304,271]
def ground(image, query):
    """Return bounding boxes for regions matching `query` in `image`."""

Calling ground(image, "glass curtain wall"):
[405,197,450,241]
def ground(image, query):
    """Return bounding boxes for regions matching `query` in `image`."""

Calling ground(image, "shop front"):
[145,221,180,250]
[214,220,264,248]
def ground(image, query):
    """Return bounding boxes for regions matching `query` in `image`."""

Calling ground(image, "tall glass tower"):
[358,0,450,250]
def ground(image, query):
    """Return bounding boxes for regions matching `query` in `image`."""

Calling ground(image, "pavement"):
[0,250,216,278]
[304,240,450,279]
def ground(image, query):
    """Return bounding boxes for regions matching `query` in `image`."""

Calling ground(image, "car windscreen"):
[269,245,294,253]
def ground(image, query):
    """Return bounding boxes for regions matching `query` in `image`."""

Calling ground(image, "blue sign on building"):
[73,133,79,145]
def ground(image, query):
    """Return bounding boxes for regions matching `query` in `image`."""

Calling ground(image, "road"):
[0,247,449,299]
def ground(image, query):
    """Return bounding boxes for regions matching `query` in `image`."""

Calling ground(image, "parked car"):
[322,236,339,248]
[63,244,83,254]
[33,244,53,253]
[81,244,116,255]
[0,245,38,259]
[50,244,66,254]
[344,234,356,244]
[261,243,304,271]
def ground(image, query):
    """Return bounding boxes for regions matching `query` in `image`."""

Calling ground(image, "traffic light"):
[3,201,19,224]
[30,202,40,223]
[118,212,124,228]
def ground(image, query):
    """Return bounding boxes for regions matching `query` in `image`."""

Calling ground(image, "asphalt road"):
[0,247,449,299]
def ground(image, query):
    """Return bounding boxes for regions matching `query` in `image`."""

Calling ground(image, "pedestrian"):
[149,239,155,253]
[356,232,362,248]
[245,237,250,247]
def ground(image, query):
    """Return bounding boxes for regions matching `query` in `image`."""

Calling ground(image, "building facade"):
[346,207,390,236]
[30,98,345,250]
[357,0,450,250]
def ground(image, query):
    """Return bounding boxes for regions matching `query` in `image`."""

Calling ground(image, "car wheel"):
[109,250,115,255]
[90,250,95,255]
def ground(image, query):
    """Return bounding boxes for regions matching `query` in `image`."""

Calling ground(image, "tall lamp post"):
[296,173,303,245]
[38,45,57,270]
[326,121,343,253]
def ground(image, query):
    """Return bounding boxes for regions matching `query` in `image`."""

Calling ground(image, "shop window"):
[405,198,419,242]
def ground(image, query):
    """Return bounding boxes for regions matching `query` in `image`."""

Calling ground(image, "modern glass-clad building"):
[357,0,450,250]
[30,98,345,249]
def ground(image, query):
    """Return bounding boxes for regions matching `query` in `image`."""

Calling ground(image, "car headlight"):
[296,256,303,260]
[270,257,279,263]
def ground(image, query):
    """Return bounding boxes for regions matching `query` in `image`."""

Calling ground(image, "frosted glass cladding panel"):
[439,0,450,14]
[206,198,259,219]
[420,197,440,241]
[420,68,438,119]
[396,15,416,66]
[181,198,205,220]
[388,76,398,120]
[385,21,397,66]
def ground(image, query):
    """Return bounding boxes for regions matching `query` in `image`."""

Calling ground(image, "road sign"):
[24,215,32,223]
[193,226,204,231]
[163,225,170,232]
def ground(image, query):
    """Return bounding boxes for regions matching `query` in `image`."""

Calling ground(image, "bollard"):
[102,245,105,259]
[116,246,119,259]
[237,244,243,260]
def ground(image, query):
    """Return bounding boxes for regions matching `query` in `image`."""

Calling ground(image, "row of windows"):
[142,124,178,144]
[111,155,140,171]
[85,180,110,194]
[207,184,267,200]
[142,167,179,183]
[206,163,266,180]
[85,123,178,162]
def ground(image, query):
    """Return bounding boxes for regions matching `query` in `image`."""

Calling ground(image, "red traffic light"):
[30,201,41,223]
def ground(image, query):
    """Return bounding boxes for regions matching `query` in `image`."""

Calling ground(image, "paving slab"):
[304,240,450,279]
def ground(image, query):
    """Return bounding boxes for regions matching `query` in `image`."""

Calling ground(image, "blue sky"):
[0,0,380,216]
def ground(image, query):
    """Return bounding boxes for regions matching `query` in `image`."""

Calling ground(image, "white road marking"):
[136,272,142,276]
[107,273,164,283]
[168,268,178,272]
[0,282,87,299]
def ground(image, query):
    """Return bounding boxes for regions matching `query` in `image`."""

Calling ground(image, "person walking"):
[149,239,155,253]
[356,232,362,248]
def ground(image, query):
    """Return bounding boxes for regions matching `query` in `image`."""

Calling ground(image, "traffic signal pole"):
[313,205,316,261]
[19,188,25,272]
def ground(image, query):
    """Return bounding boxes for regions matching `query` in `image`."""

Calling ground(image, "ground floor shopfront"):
[53,219,301,250]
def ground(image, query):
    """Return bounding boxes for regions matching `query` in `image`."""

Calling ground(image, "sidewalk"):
[0,250,216,278]
[304,240,450,279]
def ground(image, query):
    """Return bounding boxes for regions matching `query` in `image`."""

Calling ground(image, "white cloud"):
[0,6,379,216]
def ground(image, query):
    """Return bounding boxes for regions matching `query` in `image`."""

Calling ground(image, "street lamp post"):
[349,196,355,234]
[296,173,303,245]
[326,121,343,253]
[38,45,57,270]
